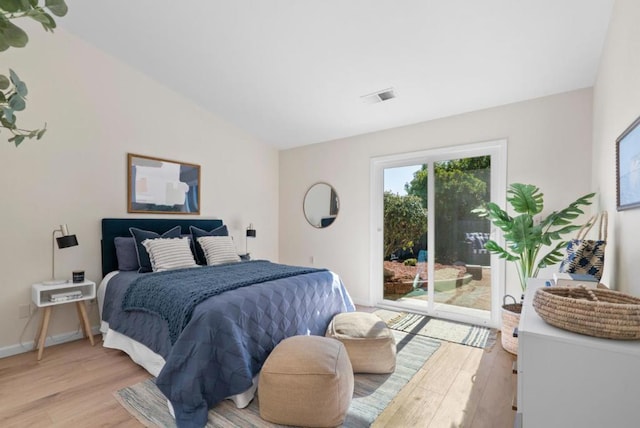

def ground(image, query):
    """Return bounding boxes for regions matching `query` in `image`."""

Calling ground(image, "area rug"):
[114,330,439,428]
[375,309,496,349]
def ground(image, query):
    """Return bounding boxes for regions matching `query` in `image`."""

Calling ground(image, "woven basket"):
[533,287,640,340]
[501,295,522,355]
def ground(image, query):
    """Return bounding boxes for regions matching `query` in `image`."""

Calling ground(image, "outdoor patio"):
[383,261,492,311]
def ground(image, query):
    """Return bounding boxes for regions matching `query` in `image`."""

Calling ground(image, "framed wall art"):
[128,153,200,214]
[616,116,640,211]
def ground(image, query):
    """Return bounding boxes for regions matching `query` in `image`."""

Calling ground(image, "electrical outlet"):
[18,304,30,319]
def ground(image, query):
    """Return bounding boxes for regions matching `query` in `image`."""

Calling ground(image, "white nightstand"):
[31,280,96,360]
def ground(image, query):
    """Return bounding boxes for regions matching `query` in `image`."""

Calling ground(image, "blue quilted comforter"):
[122,261,327,344]
[102,261,354,428]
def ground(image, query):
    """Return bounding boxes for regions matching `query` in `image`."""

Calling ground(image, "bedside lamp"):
[44,224,79,285]
[246,223,256,255]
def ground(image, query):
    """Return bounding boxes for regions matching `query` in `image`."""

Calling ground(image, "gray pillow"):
[114,237,139,271]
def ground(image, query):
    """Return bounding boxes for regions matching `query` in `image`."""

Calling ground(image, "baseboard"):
[351,297,375,308]
[0,325,101,359]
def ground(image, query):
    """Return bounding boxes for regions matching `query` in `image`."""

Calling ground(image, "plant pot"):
[501,295,522,355]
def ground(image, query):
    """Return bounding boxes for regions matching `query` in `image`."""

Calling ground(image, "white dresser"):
[516,279,640,428]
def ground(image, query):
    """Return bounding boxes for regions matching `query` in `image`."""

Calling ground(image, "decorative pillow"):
[130,226,182,273]
[142,237,197,272]
[114,237,139,271]
[197,236,241,265]
[189,225,229,265]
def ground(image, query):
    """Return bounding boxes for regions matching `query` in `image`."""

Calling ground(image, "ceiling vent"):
[361,88,396,104]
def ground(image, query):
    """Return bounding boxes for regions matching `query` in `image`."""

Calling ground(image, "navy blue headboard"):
[101,218,223,277]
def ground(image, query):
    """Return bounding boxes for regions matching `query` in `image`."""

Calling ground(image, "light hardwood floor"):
[0,333,516,427]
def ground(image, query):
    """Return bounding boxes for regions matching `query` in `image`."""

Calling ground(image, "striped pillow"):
[197,236,241,265]
[142,237,198,272]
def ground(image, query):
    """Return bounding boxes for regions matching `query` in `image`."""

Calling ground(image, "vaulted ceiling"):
[62,0,614,149]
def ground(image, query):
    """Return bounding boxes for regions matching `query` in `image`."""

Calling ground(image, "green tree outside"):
[404,156,491,263]
[383,191,427,259]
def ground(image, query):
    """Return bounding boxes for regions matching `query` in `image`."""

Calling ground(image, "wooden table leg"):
[36,307,52,361]
[75,302,88,338]
[76,301,95,346]
[33,309,45,351]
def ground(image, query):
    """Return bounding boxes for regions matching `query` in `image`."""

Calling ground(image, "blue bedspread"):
[103,264,354,428]
[122,261,326,344]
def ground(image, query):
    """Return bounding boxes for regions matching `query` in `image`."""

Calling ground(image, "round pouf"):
[258,335,354,427]
[326,312,396,374]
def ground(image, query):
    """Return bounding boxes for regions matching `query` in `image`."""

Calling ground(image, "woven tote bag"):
[559,211,607,281]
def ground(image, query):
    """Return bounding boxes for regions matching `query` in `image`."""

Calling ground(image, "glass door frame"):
[370,139,507,328]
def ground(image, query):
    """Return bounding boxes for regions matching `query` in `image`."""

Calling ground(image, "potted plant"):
[473,183,595,354]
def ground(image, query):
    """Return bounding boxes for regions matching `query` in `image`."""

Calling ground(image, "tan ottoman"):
[326,312,396,374]
[259,335,354,427]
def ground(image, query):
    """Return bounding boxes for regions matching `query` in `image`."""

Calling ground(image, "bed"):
[97,218,354,428]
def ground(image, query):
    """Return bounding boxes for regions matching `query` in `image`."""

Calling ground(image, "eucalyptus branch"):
[1,0,68,145]
[2,11,30,19]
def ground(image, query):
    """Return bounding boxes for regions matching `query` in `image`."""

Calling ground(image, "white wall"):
[592,0,640,294]
[0,27,279,353]
[280,89,594,305]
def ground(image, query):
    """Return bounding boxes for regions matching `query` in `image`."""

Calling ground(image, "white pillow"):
[197,236,241,265]
[141,237,198,272]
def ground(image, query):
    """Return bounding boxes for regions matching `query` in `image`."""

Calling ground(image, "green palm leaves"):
[473,183,595,290]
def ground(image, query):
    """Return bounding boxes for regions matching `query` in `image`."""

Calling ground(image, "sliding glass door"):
[382,164,429,302]
[371,140,506,327]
